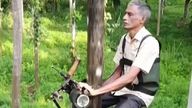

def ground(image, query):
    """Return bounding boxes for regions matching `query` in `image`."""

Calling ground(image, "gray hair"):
[128,0,151,24]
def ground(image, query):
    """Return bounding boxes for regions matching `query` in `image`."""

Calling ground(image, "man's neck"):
[128,26,144,39]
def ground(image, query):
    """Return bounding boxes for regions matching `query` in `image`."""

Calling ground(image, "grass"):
[0,0,192,108]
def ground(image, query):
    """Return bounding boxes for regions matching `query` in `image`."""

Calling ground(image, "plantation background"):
[0,0,192,108]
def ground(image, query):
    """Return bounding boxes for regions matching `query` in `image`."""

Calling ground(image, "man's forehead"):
[126,5,139,13]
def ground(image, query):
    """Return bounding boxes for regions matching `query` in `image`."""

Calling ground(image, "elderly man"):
[80,0,160,108]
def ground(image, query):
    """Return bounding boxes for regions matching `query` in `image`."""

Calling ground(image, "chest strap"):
[120,57,160,67]
[120,35,161,96]
[120,35,151,69]
[122,35,151,56]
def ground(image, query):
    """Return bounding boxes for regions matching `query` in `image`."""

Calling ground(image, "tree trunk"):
[87,0,104,108]
[157,0,161,36]
[33,8,40,90]
[11,0,23,107]
[183,0,190,19]
[161,0,165,16]
[70,0,76,58]
[0,0,2,29]
[34,44,39,89]
[187,72,192,108]
[0,0,3,57]
[113,0,120,10]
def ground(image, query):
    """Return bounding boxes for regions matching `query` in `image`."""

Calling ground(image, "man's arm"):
[79,66,141,96]
[102,65,122,86]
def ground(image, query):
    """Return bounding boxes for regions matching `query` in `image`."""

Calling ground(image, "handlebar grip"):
[82,87,90,96]
[68,57,80,77]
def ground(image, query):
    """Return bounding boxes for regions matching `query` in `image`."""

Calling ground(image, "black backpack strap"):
[136,35,151,57]
[120,34,160,67]
[120,58,133,66]
[122,34,152,57]
[157,39,161,56]
[120,35,152,74]
[136,35,161,57]
[122,34,127,55]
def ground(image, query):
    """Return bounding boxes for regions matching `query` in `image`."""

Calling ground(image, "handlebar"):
[50,57,90,108]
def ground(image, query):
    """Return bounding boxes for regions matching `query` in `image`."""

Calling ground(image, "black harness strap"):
[136,35,151,57]
[120,35,152,67]
[128,82,159,96]
[120,34,161,96]
[122,34,127,54]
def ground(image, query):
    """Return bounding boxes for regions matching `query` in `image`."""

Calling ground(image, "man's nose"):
[123,14,126,20]
[123,14,128,20]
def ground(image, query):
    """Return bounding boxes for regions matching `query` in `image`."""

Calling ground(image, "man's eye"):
[127,12,133,16]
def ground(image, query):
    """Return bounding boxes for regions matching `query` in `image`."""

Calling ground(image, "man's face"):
[123,5,144,31]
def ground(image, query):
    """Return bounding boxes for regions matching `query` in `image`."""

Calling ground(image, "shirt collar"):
[126,27,151,42]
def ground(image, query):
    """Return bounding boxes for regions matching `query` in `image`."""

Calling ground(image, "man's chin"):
[123,26,131,30]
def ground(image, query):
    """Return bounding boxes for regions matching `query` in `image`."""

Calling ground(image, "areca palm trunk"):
[0,0,2,29]
[87,0,104,107]
[11,0,23,107]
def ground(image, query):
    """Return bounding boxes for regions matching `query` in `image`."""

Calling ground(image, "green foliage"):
[2,12,12,29]
[105,0,128,51]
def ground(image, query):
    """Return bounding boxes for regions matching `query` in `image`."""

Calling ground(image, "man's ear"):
[140,16,145,24]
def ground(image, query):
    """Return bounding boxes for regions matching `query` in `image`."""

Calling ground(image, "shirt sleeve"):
[132,37,159,74]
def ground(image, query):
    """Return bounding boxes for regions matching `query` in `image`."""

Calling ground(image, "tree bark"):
[0,0,2,29]
[11,0,23,107]
[113,0,120,10]
[0,0,3,57]
[187,71,192,108]
[157,0,161,36]
[34,44,39,88]
[33,8,40,90]
[183,0,190,19]
[70,0,76,58]
[161,0,165,16]
[87,0,104,108]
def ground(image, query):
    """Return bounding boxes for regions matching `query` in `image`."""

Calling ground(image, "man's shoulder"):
[143,35,159,44]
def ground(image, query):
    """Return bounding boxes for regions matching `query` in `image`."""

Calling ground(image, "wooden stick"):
[68,57,80,77]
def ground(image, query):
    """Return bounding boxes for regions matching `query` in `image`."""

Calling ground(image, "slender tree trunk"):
[11,0,23,107]
[34,44,39,88]
[0,0,3,56]
[183,0,190,19]
[0,0,2,29]
[112,0,120,10]
[187,71,192,108]
[33,8,40,90]
[157,0,161,36]
[70,0,76,58]
[87,0,104,108]
[161,0,165,16]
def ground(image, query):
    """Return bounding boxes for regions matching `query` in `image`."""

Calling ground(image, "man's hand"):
[78,82,98,96]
